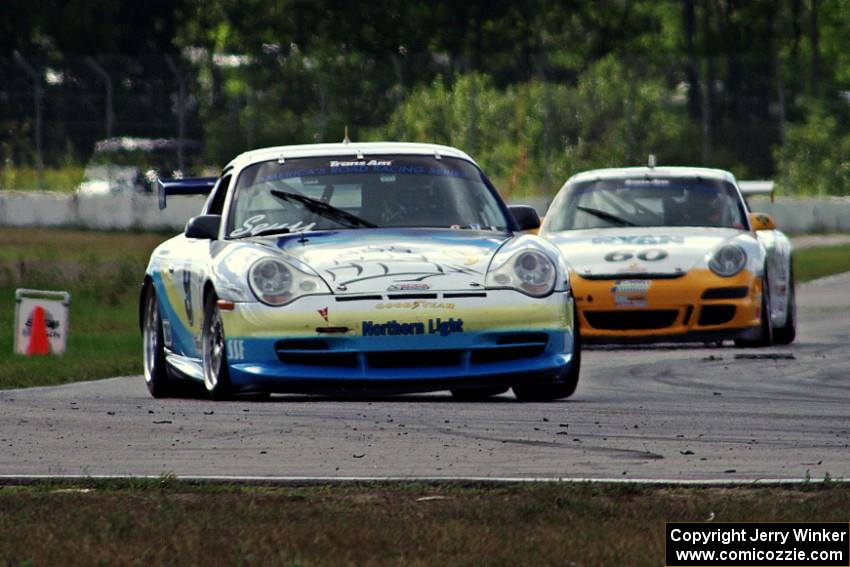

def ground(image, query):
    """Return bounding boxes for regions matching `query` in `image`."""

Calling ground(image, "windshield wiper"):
[576,205,638,227]
[270,190,377,229]
[250,226,291,237]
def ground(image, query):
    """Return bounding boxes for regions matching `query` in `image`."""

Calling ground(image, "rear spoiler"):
[738,180,775,203]
[157,176,218,209]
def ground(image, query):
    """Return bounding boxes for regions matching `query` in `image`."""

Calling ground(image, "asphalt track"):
[1,273,848,482]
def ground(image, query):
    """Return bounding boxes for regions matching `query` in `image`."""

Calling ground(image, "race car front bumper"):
[571,268,763,343]
[219,289,576,393]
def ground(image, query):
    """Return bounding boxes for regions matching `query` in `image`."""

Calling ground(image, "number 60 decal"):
[604,248,668,262]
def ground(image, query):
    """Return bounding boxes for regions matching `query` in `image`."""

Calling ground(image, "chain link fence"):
[1,50,794,197]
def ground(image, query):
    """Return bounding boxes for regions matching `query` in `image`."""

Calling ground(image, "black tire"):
[512,310,582,402]
[773,273,797,345]
[450,386,509,401]
[735,277,774,348]
[202,292,233,400]
[142,285,174,398]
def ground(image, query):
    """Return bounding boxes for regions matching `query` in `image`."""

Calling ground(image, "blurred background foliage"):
[2,0,850,197]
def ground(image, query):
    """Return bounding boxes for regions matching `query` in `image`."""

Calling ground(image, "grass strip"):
[0,228,167,389]
[793,243,850,282]
[0,480,847,566]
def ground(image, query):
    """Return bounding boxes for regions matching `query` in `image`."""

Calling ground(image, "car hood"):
[261,228,511,294]
[543,226,750,278]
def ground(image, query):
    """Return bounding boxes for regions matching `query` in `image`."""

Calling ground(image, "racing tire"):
[142,285,175,398]
[772,272,797,345]
[512,312,582,402]
[450,386,509,401]
[735,277,774,348]
[202,292,233,401]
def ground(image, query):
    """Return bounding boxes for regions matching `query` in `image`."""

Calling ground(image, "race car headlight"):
[248,258,328,306]
[709,245,747,277]
[485,250,556,297]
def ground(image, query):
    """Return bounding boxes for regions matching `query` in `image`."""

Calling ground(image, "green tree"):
[774,102,850,196]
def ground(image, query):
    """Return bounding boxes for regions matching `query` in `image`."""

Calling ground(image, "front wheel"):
[142,285,174,398]
[513,317,581,402]
[772,273,796,345]
[735,277,774,348]
[202,292,233,400]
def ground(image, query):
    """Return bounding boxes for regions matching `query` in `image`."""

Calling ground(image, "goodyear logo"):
[377,300,455,310]
[362,318,464,337]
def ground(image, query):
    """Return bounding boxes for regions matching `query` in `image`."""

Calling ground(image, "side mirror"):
[185,214,221,240]
[748,212,776,231]
[509,205,541,232]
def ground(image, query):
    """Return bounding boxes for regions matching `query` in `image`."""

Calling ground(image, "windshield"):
[227,155,510,237]
[546,177,748,231]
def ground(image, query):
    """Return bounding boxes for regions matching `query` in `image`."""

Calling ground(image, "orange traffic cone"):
[27,305,51,356]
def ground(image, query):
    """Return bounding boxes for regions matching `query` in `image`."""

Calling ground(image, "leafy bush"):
[367,57,691,199]
[0,165,85,192]
[774,101,850,196]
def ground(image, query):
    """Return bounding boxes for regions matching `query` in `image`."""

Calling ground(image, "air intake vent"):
[366,350,463,368]
[585,310,678,330]
[275,339,358,368]
[701,287,749,300]
[497,332,549,345]
[335,295,383,302]
[698,305,736,326]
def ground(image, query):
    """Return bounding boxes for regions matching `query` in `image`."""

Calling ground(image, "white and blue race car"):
[141,142,579,401]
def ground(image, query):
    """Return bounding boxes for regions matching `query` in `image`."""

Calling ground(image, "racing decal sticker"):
[376,300,455,310]
[387,282,430,291]
[230,215,317,237]
[620,261,648,274]
[361,318,464,337]
[182,262,194,327]
[162,320,173,348]
[624,179,670,186]
[329,159,393,167]
[318,307,329,322]
[611,280,651,308]
[592,235,684,245]
[443,247,485,265]
[324,245,482,287]
[604,249,669,262]
[227,339,245,360]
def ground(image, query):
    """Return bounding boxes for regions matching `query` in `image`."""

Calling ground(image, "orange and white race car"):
[539,165,795,346]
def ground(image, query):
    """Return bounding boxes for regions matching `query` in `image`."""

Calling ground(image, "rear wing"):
[157,176,218,209]
[738,180,775,203]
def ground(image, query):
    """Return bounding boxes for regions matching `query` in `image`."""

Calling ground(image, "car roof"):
[225,142,477,170]
[567,166,737,185]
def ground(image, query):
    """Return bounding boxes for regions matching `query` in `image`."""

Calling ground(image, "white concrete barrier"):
[0,191,206,231]
[1,191,849,234]
[745,196,850,234]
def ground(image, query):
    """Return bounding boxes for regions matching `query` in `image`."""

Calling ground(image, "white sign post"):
[14,289,71,355]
